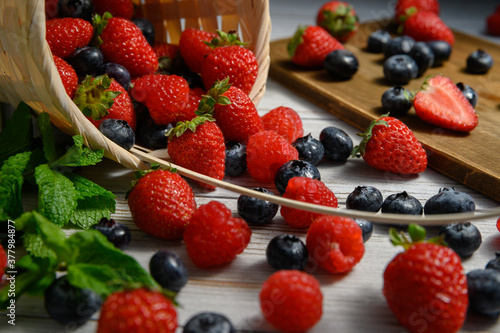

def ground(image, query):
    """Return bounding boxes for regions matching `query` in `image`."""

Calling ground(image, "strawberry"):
[175,87,205,122]
[96,288,177,333]
[402,10,455,46]
[395,0,440,22]
[153,41,181,73]
[487,6,500,36]
[0,244,7,279]
[352,116,427,175]
[167,116,226,191]
[74,75,137,130]
[94,13,158,77]
[53,55,78,99]
[127,168,197,240]
[45,17,94,58]
[316,1,359,43]
[413,75,478,132]
[45,0,59,19]
[383,224,468,333]
[262,106,304,144]
[179,28,217,74]
[93,0,134,19]
[287,25,345,68]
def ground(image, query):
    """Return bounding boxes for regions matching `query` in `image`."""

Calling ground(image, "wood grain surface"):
[269,20,500,203]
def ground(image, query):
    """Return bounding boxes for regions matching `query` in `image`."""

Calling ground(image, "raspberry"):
[183,201,252,268]
[280,177,338,228]
[306,216,365,274]
[246,130,299,183]
[260,270,323,333]
[261,106,304,143]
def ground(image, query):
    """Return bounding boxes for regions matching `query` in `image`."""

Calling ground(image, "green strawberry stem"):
[397,6,419,34]
[351,113,390,158]
[73,75,121,121]
[204,30,247,49]
[321,5,358,36]
[390,224,446,250]
[196,78,232,117]
[287,25,306,58]
[91,11,113,47]
[166,114,215,141]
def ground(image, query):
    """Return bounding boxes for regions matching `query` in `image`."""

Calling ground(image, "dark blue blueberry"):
[424,187,475,214]
[131,17,156,46]
[274,160,320,195]
[58,0,94,21]
[383,54,419,85]
[99,119,135,151]
[292,134,325,166]
[381,191,423,215]
[96,63,131,91]
[225,141,247,177]
[354,219,373,242]
[439,222,482,258]
[237,187,279,225]
[324,49,359,80]
[426,40,452,67]
[486,252,500,271]
[266,234,309,271]
[135,116,172,150]
[467,269,500,317]
[467,49,494,74]
[456,82,478,107]
[91,218,131,250]
[69,46,104,77]
[384,35,416,59]
[149,250,188,293]
[409,41,434,77]
[346,186,383,212]
[44,275,102,326]
[319,126,353,162]
[366,30,392,53]
[381,86,413,116]
[183,312,235,333]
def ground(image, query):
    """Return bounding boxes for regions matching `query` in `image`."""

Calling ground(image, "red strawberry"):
[46,18,94,58]
[53,55,78,99]
[74,75,137,130]
[96,288,177,333]
[316,1,359,43]
[287,25,345,68]
[175,87,205,123]
[183,201,251,268]
[262,106,304,144]
[0,244,7,279]
[127,168,197,240]
[383,225,468,333]
[153,42,181,73]
[395,0,440,22]
[402,10,455,46]
[352,116,427,175]
[487,6,500,36]
[93,0,134,19]
[413,75,478,132]
[179,28,217,74]
[95,13,158,77]
[167,117,226,191]
[45,0,59,19]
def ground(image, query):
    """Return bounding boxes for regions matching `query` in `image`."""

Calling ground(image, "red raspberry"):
[97,288,177,333]
[280,177,338,228]
[306,215,365,274]
[260,270,323,333]
[246,130,299,183]
[261,106,304,144]
[183,201,252,268]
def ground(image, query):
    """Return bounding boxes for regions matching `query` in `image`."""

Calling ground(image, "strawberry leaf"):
[351,114,389,158]
[205,30,246,49]
[73,75,121,121]
[287,25,307,57]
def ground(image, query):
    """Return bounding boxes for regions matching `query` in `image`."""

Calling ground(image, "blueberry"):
[384,35,416,59]
[381,86,413,116]
[184,312,235,333]
[237,187,279,225]
[346,186,383,212]
[467,49,494,74]
[69,46,104,77]
[96,63,131,91]
[225,141,247,177]
[381,191,423,215]
[149,250,189,292]
[44,275,102,326]
[383,54,419,85]
[424,187,475,215]
[292,134,325,166]
[486,252,500,271]
[456,82,478,107]
[99,119,135,151]
[409,41,434,77]
[274,160,321,195]
[135,116,172,150]
[91,218,132,250]
[467,269,500,317]
[439,222,482,258]
[324,49,359,80]
[131,17,156,46]
[266,234,309,271]
[355,219,373,242]
[58,0,94,21]
[426,40,452,67]
[319,126,353,162]
[366,30,392,53]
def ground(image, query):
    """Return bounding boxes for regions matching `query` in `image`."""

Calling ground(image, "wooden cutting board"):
[269,20,500,203]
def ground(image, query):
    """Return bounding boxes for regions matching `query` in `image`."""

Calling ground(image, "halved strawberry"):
[413,75,478,132]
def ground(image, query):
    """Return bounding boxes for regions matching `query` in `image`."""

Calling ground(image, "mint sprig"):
[0,102,33,164]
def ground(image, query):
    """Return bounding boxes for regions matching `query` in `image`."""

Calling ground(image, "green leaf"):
[71,196,113,229]
[0,102,33,164]
[66,263,126,298]
[408,224,426,243]
[0,151,32,220]
[37,112,57,163]
[51,135,104,168]
[67,172,116,201]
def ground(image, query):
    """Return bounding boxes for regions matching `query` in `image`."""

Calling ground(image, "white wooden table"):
[4,0,500,332]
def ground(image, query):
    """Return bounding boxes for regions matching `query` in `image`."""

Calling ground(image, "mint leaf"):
[66,263,124,298]
[37,112,57,163]
[51,135,104,167]
[67,173,116,201]
[35,164,79,226]
[0,151,32,220]
[0,102,33,164]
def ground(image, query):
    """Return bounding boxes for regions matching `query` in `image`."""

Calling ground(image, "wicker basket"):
[0,0,271,170]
